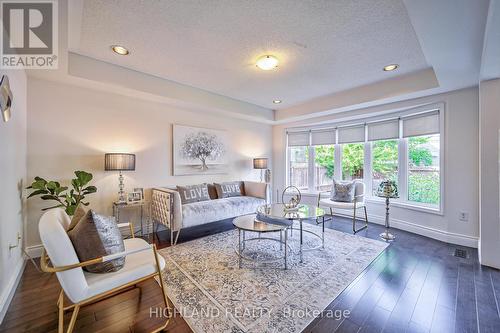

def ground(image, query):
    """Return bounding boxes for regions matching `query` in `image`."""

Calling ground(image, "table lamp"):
[105,153,136,203]
[253,158,268,182]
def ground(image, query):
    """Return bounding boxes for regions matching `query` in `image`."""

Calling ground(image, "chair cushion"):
[84,238,165,301]
[67,210,125,273]
[214,181,244,198]
[176,183,210,204]
[182,196,265,228]
[319,198,365,209]
[331,179,356,202]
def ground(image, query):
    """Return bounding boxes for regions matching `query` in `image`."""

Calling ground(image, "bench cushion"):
[182,196,265,228]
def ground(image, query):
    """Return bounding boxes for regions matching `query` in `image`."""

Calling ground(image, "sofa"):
[151,181,268,245]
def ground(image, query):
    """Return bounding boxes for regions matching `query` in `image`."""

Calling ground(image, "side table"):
[113,201,152,242]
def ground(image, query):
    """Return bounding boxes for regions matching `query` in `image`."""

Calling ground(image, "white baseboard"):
[333,211,478,248]
[25,244,44,258]
[0,258,26,324]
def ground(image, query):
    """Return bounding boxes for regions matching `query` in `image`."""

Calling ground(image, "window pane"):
[372,139,399,195]
[408,134,440,205]
[342,143,364,180]
[288,146,309,190]
[314,145,334,191]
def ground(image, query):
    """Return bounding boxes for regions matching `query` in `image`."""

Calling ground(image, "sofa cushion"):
[214,181,244,198]
[67,204,87,231]
[182,196,265,228]
[176,183,210,204]
[67,210,125,273]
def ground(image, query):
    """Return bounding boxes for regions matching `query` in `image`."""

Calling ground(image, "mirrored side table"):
[113,201,152,243]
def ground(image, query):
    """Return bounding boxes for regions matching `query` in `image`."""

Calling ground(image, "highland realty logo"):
[1,0,58,69]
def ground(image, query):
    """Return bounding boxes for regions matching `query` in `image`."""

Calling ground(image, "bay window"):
[286,107,443,212]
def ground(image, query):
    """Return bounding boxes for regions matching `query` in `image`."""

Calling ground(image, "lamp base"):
[118,171,126,203]
[379,231,395,241]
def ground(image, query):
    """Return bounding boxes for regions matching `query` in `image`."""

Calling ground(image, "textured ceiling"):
[71,0,428,109]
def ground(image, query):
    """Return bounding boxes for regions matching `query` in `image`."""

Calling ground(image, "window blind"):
[338,125,365,144]
[402,110,440,138]
[367,119,399,141]
[311,129,335,145]
[287,131,310,146]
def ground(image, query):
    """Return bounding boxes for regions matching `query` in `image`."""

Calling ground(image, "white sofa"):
[151,181,268,244]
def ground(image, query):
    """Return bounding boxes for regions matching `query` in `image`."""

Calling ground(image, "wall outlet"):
[459,212,469,222]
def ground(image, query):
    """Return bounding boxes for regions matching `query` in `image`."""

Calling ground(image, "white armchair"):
[317,181,369,234]
[38,208,171,333]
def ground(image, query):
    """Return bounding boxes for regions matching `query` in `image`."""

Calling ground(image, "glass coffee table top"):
[233,215,285,232]
[257,203,325,220]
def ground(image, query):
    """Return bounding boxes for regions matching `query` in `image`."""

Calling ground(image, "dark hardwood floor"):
[2,216,499,333]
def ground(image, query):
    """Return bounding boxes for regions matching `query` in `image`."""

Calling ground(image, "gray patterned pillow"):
[177,184,210,204]
[67,210,125,273]
[331,179,356,202]
[214,181,243,198]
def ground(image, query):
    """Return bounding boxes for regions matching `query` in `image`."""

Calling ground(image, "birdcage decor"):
[281,186,302,211]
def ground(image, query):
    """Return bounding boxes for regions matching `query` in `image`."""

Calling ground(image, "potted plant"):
[26,170,97,216]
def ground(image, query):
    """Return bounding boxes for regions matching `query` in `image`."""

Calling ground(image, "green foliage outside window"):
[313,136,439,205]
[314,145,335,178]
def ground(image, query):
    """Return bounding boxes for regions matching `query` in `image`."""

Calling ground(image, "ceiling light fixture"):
[273,100,282,104]
[383,64,399,71]
[256,55,279,70]
[111,45,130,55]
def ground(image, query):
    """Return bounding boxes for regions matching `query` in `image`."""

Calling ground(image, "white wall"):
[479,78,500,269]
[0,69,27,322]
[273,87,479,247]
[26,77,272,249]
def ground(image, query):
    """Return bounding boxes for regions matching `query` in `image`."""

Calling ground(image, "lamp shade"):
[376,180,399,198]
[253,158,268,169]
[104,153,136,171]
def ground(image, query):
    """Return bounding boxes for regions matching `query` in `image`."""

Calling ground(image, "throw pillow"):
[67,204,87,231]
[214,181,244,198]
[67,210,125,273]
[176,184,210,204]
[331,179,356,202]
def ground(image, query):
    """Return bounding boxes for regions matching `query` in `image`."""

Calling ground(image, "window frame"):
[285,103,445,215]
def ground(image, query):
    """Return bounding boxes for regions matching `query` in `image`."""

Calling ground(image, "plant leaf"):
[83,186,97,194]
[31,179,47,190]
[75,171,93,186]
[41,204,64,211]
[27,189,48,198]
[40,194,58,200]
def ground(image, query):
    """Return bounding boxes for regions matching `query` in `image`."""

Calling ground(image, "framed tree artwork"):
[173,125,229,175]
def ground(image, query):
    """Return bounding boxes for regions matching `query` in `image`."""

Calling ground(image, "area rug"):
[159,222,388,333]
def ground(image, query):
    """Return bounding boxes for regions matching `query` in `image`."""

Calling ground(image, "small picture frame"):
[127,191,142,204]
[133,187,144,200]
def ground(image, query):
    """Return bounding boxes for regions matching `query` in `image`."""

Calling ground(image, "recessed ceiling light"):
[256,55,279,70]
[383,64,398,71]
[273,99,282,104]
[111,45,129,55]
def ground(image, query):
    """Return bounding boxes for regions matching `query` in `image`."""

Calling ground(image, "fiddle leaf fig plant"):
[27,170,97,216]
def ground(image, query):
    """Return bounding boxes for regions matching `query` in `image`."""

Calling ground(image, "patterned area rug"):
[159,222,388,333]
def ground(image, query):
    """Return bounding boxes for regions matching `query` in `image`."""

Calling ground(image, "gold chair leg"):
[58,291,64,333]
[66,305,80,333]
[153,245,170,309]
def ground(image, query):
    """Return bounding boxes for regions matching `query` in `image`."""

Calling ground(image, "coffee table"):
[233,214,289,269]
[257,203,326,263]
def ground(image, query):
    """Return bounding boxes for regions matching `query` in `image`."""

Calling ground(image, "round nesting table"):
[256,203,326,263]
[233,214,289,269]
